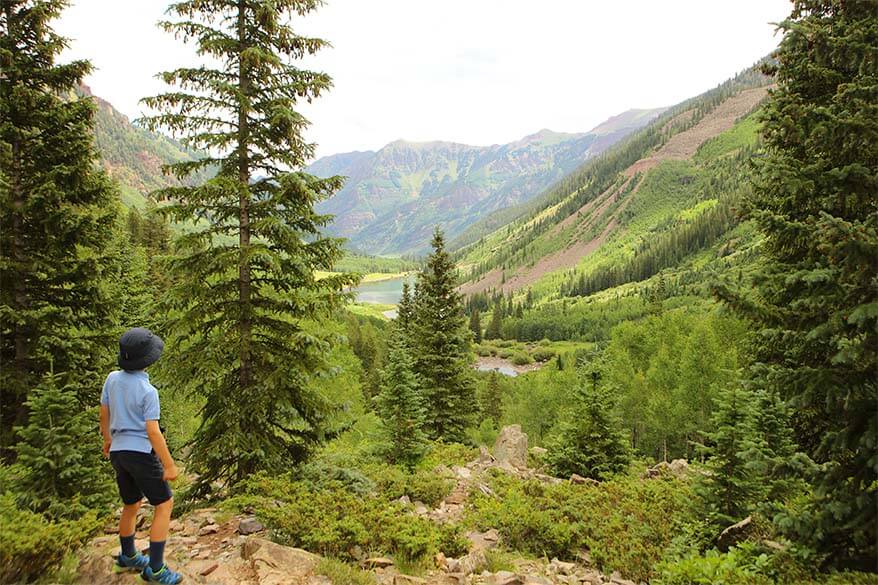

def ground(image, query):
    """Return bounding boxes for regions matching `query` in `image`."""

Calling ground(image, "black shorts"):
[109,450,173,506]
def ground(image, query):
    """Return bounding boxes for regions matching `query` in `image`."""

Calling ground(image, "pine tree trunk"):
[10,135,30,428]
[237,1,252,400]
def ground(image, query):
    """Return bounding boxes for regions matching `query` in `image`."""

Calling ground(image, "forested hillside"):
[309,109,665,255]
[456,66,771,306]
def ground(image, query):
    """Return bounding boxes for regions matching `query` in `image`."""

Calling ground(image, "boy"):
[100,327,183,584]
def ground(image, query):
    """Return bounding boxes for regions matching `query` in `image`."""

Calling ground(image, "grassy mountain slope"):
[456,65,772,310]
[309,109,665,256]
[80,85,208,208]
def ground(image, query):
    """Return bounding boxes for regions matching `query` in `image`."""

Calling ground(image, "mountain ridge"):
[309,108,666,256]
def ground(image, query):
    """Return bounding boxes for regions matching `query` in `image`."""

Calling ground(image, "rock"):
[529,446,548,457]
[413,501,429,515]
[458,549,488,575]
[178,536,198,545]
[398,495,411,505]
[435,552,447,570]
[200,562,219,576]
[237,517,264,535]
[569,474,599,486]
[446,557,461,573]
[444,489,467,505]
[168,519,183,532]
[467,529,500,551]
[75,554,131,584]
[308,577,332,585]
[242,537,319,585]
[610,570,636,585]
[478,446,495,464]
[453,466,473,480]
[365,557,395,569]
[668,459,689,475]
[494,425,529,469]
[394,576,427,585]
[523,576,552,585]
[492,571,523,585]
[477,483,497,497]
[548,557,577,576]
[717,515,754,552]
[198,523,220,536]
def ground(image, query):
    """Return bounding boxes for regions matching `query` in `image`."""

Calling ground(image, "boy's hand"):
[163,464,179,481]
[102,439,112,458]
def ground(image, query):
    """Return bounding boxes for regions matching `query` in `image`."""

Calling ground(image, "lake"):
[354,275,413,305]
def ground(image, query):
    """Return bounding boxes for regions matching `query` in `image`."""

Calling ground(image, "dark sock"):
[120,534,136,558]
[148,540,166,572]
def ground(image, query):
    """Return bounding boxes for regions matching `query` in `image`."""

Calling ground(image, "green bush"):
[475,345,493,357]
[225,474,467,563]
[531,348,556,362]
[654,545,774,585]
[316,558,377,585]
[510,352,534,366]
[297,460,376,496]
[498,349,515,359]
[494,340,514,348]
[466,470,695,582]
[0,493,102,583]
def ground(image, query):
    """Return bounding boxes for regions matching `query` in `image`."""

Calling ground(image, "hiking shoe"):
[114,552,149,572]
[140,564,183,584]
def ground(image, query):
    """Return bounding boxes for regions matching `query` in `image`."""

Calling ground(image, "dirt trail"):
[459,86,770,296]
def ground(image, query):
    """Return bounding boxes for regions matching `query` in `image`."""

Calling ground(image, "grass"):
[315,558,378,585]
[347,303,395,320]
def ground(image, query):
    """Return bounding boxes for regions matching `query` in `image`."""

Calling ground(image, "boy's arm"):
[146,420,179,481]
[100,404,111,458]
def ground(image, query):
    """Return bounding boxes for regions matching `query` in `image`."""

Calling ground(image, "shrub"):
[531,348,556,362]
[316,558,377,585]
[498,349,515,359]
[475,345,493,357]
[466,470,695,582]
[654,545,773,585]
[495,340,514,348]
[0,493,102,583]
[297,460,376,496]
[225,474,466,563]
[510,352,533,366]
[405,469,454,507]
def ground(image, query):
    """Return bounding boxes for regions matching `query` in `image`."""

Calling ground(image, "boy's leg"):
[148,498,173,572]
[119,500,142,557]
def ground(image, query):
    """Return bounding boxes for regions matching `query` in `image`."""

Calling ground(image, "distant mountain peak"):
[589,107,668,136]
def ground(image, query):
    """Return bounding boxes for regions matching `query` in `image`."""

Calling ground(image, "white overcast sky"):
[56,0,791,161]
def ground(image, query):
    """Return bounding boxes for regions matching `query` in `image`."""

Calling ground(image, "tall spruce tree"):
[412,228,475,442]
[716,1,878,567]
[695,385,760,529]
[376,327,427,468]
[0,0,119,454]
[546,371,630,481]
[141,0,356,495]
[469,309,482,343]
[480,371,503,426]
[397,281,415,331]
[484,301,503,340]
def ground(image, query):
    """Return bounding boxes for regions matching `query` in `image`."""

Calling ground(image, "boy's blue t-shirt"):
[100,370,160,453]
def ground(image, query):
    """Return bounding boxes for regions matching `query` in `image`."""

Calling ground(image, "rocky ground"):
[73,426,688,585]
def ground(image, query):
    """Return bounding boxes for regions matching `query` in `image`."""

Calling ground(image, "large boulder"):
[717,516,754,552]
[494,425,529,469]
[242,537,319,585]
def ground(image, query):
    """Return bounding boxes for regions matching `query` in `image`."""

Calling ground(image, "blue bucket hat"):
[118,327,164,371]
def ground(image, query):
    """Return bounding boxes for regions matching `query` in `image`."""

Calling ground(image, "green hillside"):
[79,85,210,207]
[456,65,772,335]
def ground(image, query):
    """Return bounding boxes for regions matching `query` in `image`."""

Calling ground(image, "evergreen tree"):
[695,385,760,529]
[469,310,482,343]
[716,1,877,566]
[546,372,629,480]
[480,371,503,426]
[376,328,427,468]
[397,281,415,331]
[484,301,503,340]
[0,0,120,454]
[412,228,475,442]
[141,0,356,495]
[14,370,114,518]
